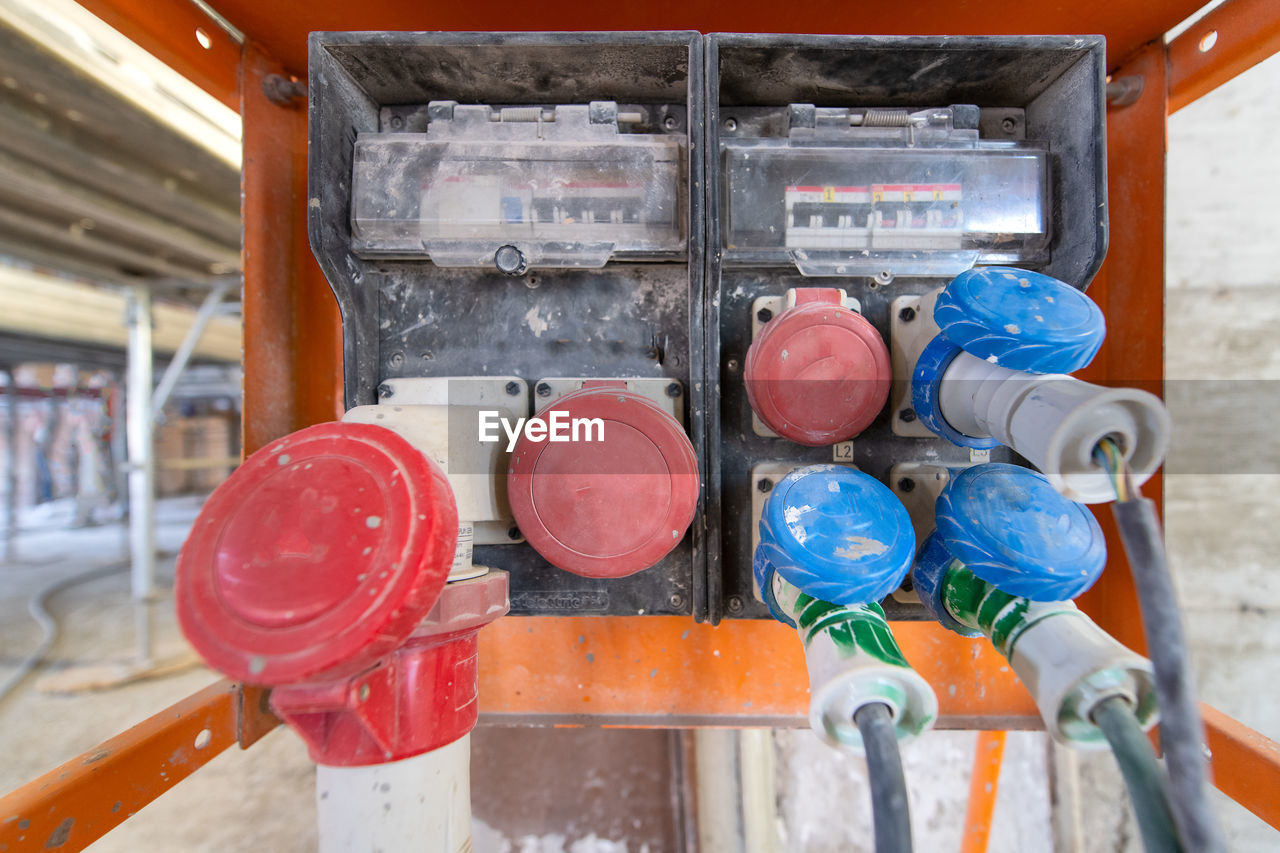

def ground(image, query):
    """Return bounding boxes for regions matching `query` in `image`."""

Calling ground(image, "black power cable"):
[1092,695,1183,852]
[1096,439,1225,853]
[854,702,912,853]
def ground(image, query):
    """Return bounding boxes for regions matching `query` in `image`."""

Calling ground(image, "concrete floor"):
[4,47,1280,853]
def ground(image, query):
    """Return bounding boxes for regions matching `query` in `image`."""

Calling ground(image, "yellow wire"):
[1093,437,1135,502]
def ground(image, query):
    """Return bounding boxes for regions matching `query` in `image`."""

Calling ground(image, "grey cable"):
[0,561,128,703]
[854,702,913,853]
[1112,498,1224,853]
[1092,695,1183,853]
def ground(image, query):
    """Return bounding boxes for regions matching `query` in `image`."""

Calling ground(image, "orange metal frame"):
[3,0,1279,849]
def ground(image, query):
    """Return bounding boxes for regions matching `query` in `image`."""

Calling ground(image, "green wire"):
[1092,695,1184,853]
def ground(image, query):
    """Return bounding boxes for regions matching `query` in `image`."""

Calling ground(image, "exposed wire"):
[1093,439,1225,853]
[854,702,913,853]
[1092,695,1183,853]
[0,561,128,704]
[1092,437,1132,502]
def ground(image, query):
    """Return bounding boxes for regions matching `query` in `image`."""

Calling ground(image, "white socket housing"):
[938,351,1171,502]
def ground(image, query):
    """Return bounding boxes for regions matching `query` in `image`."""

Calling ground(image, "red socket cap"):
[177,422,458,685]
[507,384,699,579]
[745,297,891,445]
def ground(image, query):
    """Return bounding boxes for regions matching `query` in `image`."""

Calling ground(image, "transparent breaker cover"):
[722,106,1050,277]
[351,101,685,270]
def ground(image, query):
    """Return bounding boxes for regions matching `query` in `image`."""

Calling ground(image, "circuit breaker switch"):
[745,288,891,446]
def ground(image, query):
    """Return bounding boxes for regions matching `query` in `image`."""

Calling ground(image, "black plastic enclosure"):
[306,32,1107,624]
[704,34,1107,624]
[308,32,708,618]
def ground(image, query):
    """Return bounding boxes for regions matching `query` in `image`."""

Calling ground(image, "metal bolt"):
[665,382,682,398]
[507,526,521,540]
[390,114,405,130]
[898,306,916,323]
[899,408,917,423]
[726,358,741,373]
[663,115,678,130]
[261,73,306,107]
[757,478,773,493]
[1000,116,1017,133]
[377,383,394,399]
[724,117,738,132]
[669,593,686,609]
[756,307,773,323]
[874,270,893,286]
[535,382,552,398]
[505,381,521,396]
[897,477,916,493]
[727,596,745,614]
[388,351,405,368]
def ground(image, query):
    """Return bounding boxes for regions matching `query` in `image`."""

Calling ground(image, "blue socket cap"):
[911,335,1000,450]
[934,267,1106,374]
[935,463,1106,601]
[911,533,983,638]
[756,465,915,606]
[752,546,795,628]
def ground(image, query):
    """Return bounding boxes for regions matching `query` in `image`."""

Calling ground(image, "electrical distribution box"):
[308,32,1106,623]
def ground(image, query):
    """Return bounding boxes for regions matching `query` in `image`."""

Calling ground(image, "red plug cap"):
[177,422,458,685]
[745,293,891,445]
[507,383,699,579]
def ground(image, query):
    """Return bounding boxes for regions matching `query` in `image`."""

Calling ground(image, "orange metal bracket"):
[478,616,1040,727]
[960,731,1007,853]
[73,0,241,110]
[1075,39,1168,658]
[1168,0,1280,114]
[0,681,277,853]
[240,43,344,455]
[1203,704,1280,829]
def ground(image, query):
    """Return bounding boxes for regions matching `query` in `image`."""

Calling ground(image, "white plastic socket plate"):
[362,376,528,545]
[889,289,941,438]
[533,377,684,423]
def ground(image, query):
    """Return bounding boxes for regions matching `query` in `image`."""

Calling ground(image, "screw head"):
[507,526,521,540]
[756,307,773,323]
[724,117,738,132]
[376,383,394,399]
[388,352,405,368]
[389,114,404,130]
[726,358,741,373]
[669,593,686,609]
[897,477,916,493]
[756,478,773,493]
[535,382,552,398]
[898,306,917,323]
[727,596,745,614]
[1001,116,1017,133]
[663,115,678,130]
[505,381,521,396]
[665,382,682,398]
[899,408,917,423]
